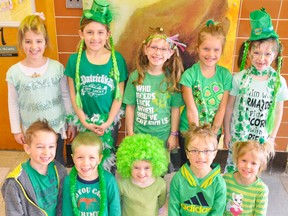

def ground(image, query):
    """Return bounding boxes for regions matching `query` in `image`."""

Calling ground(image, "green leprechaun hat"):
[249,7,278,41]
[81,0,112,25]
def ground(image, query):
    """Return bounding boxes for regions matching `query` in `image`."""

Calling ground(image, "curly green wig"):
[116,134,168,178]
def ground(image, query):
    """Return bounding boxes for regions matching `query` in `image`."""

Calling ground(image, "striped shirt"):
[223,172,268,216]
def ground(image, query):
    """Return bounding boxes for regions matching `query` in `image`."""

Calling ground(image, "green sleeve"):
[115,52,128,83]
[106,173,121,216]
[62,176,73,216]
[254,187,268,216]
[168,174,181,216]
[64,53,77,79]
[123,71,138,105]
[210,176,227,215]
[158,178,167,208]
[171,91,184,107]
[223,68,233,91]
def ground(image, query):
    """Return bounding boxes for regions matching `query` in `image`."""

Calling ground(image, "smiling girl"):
[65,0,128,173]
[179,20,232,166]
[6,13,75,165]
[123,27,185,170]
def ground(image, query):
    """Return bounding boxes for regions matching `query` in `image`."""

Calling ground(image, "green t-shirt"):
[123,70,184,141]
[118,177,166,216]
[22,160,58,216]
[62,170,121,216]
[223,172,268,216]
[180,62,232,133]
[65,51,128,116]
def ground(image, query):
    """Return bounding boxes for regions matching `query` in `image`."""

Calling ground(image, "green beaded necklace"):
[70,166,107,216]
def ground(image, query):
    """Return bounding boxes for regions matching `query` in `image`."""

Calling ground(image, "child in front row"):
[169,123,226,216]
[224,140,274,215]
[1,119,67,216]
[224,8,288,172]
[116,134,168,216]
[179,20,232,166]
[62,132,120,216]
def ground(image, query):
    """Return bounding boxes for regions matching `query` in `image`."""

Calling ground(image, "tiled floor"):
[0,150,287,216]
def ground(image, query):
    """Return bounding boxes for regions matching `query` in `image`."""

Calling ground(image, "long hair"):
[134,27,184,93]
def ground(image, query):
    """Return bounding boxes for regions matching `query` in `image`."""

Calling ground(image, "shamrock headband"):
[143,27,187,52]
[116,134,169,178]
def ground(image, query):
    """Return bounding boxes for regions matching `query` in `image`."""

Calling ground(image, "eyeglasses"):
[186,149,216,156]
[147,46,170,54]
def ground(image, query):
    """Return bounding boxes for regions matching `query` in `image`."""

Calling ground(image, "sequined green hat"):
[81,0,112,25]
[249,7,278,41]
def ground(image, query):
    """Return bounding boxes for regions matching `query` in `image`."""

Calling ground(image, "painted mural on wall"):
[83,0,240,71]
[0,0,35,27]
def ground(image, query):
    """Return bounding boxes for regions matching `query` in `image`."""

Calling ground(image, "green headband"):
[143,29,186,52]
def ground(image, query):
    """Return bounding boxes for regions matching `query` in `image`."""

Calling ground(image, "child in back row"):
[224,8,288,172]
[6,13,75,165]
[62,132,120,216]
[123,27,185,170]
[116,134,168,216]
[65,0,128,172]
[169,123,226,216]
[1,119,67,216]
[224,140,275,215]
[179,20,232,165]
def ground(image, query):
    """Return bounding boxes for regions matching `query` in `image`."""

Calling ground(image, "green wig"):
[116,134,169,178]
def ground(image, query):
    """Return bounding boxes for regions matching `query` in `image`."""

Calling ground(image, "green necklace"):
[70,166,107,216]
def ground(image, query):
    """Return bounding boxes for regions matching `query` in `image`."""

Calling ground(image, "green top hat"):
[81,0,112,25]
[249,8,278,41]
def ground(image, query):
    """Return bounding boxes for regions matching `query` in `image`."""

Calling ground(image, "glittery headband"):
[143,28,186,52]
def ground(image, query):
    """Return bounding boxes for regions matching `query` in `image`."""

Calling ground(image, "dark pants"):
[55,134,65,165]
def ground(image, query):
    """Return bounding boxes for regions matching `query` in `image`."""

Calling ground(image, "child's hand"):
[223,133,231,149]
[66,125,77,142]
[13,132,25,145]
[85,123,100,134]
[167,135,178,151]
[95,122,110,136]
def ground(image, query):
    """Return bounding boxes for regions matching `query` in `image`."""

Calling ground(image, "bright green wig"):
[116,134,169,178]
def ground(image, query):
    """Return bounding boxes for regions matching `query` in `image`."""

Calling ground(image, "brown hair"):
[134,27,184,92]
[197,21,226,51]
[232,140,275,175]
[18,15,49,50]
[25,119,57,146]
[184,123,218,150]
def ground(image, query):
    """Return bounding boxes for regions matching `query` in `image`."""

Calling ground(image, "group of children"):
[1,0,288,215]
